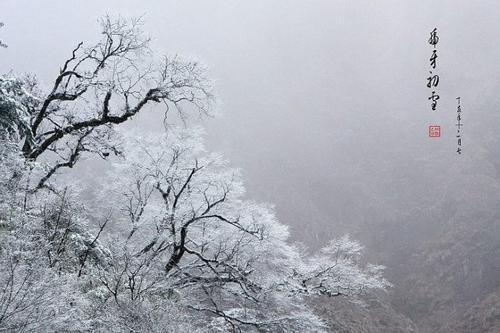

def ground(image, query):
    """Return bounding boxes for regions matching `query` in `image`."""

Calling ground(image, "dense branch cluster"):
[0,17,388,332]
[1,16,212,192]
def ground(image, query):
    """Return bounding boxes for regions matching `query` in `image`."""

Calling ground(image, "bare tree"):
[87,130,388,332]
[15,16,212,191]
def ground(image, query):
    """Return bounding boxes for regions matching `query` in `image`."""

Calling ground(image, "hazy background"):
[2,1,500,331]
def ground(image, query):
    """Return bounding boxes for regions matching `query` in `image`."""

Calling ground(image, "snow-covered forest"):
[0,16,387,332]
[1,1,500,332]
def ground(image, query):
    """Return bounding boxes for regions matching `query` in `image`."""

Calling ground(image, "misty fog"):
[1,1,499,332]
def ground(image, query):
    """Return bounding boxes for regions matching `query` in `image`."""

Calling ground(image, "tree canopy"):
[0,17,388,332]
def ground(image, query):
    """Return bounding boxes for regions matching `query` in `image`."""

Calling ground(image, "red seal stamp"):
[429,125,441,137]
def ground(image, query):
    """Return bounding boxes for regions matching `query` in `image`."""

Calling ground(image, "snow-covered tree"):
[1,16,212,193]
[0,16,388,332]
[82,129,388,332]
